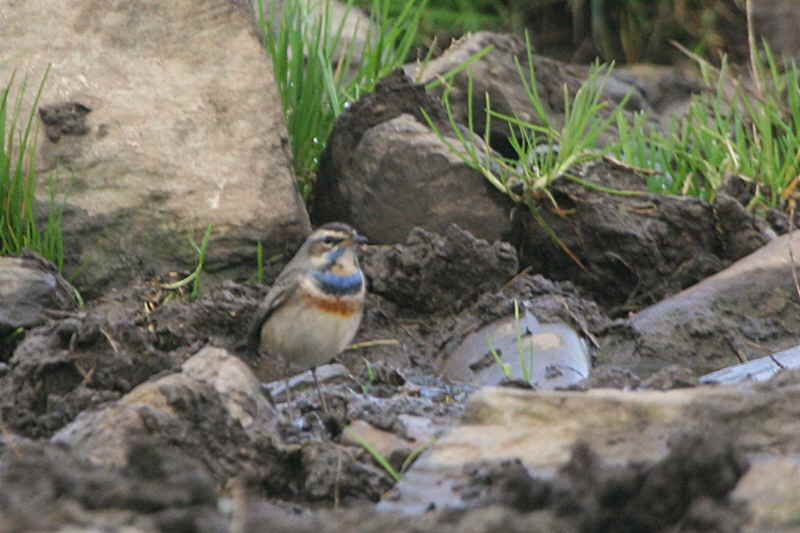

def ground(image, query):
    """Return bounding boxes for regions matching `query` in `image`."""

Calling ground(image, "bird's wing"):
[246,267,306,352]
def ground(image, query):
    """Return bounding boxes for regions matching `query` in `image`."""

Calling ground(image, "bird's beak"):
[344,233,368,247]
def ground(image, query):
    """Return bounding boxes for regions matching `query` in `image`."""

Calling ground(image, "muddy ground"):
[1,178,787,531]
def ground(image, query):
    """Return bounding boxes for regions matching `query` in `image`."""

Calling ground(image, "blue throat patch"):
[325,246,345,264]
[312,270,363,296]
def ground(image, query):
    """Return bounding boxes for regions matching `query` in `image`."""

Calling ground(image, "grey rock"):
[0,253,78,333]
[700,345,800,385]
[380,384,755,524]
[314,72,514,244]
[181,345,278,433]
[2,0,310,295]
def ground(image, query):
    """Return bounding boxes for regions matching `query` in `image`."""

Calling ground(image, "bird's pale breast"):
[260,278,364,373]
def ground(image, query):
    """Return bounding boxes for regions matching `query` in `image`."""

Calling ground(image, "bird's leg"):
[311,367,330,415]
[284,376,294,419]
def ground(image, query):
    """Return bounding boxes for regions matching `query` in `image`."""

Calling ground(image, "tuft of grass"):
[400,443,429,473]
[426,33,629,205]
[256,0,426,200]
[351,434,402,482]
[613,40,800,211]
[351,433,431,482]
[487,338,512,380]
[255,241,265,284]
[512,300,534,384]
[612,1,800,211]
[429,7,800,237]
[487,300,535,384]
[1,68,66,269]
[161,224,214,300]
[359,358,378,395]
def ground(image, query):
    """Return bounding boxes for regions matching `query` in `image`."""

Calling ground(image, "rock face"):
[2,0,310,295]
[313,71,515,244]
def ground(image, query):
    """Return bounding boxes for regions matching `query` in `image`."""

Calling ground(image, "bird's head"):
[305,222,367,273]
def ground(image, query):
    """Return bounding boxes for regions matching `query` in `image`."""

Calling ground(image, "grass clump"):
[351,432,430,483]
[351,434,402,482]
[256,0,426,199]
[488,300,535,384]
[427,34,627,205]
[614,43,800,211]
[160,224,214,301]
[429,21,800,227]
[258,0,797,228]
[1,69,66,270]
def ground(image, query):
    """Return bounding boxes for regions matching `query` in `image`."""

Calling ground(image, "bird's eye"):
[323,235,339,245]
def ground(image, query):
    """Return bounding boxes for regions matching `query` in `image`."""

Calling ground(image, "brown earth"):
[1,212,769,531]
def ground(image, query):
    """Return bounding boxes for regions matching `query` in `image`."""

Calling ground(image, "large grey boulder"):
[3,0,310,295]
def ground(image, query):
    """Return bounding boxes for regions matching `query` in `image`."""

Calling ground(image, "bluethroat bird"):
[247,222,367,414]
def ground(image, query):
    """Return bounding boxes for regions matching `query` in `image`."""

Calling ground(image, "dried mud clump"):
[460,430,749,533]
[0,439,224,532]
[362,224,518,314]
